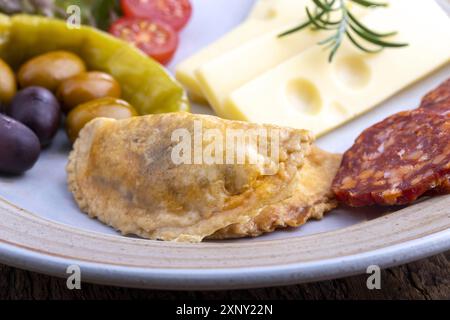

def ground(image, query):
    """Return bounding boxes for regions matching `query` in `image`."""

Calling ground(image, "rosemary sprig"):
[279,0,408,62]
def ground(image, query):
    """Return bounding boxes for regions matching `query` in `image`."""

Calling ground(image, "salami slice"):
[437,175,450,193]
[427,174,450,195]
[420,78,450,116]
[420,78,450,196]
[332,109,450,206]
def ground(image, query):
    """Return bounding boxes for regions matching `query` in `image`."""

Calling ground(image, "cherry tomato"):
[121,0,192,31]
[110,18,179,65]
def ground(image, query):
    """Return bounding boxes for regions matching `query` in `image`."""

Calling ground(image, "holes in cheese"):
[285,79,323,115]
[247,0,278,20]
[255,7,277,21]
[175,0,311,100]
[334,56,372,90]
[225,0,450,137]
[195,26,319,117]
[194,6,366,116]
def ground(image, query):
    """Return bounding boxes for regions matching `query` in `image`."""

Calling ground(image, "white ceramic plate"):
[0,0,449,290]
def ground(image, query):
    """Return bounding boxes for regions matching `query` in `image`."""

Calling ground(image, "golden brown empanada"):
[67,112,315,242]
[210,147,342,239]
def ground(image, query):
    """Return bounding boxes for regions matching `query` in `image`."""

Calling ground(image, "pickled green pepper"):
[0,14,190,115]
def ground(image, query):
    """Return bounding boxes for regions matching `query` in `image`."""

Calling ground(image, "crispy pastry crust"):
[67,113,317,242]
[210,147,341,239]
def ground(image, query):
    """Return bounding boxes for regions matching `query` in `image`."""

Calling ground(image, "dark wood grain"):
[0,252,448,300]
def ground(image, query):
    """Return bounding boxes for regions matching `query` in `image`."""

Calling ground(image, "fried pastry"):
[67,112,316,242]
[210,147,342,239]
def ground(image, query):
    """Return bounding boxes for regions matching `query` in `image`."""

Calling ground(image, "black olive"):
[0,114,40,175]
[8,86,61,147]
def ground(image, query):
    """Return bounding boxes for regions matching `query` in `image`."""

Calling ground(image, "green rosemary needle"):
[279,0,408,62]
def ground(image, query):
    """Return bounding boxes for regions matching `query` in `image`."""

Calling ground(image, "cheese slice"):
[175,0,310,99]
[247,0,291,20]
[195,6,366,118]
[195,26,317,117]
[225,0,450,136]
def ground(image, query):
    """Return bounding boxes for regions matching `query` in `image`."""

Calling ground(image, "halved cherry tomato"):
[121,0,192,31]
[109,18,179,65]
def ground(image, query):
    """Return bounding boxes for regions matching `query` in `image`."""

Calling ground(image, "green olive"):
[66,97,138,142]
[0,58,17,104]
[57,71,121,113]
[18,51,86,92]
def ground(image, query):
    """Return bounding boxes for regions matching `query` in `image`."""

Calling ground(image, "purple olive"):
[0,114,40,175]
[8,86,61,147]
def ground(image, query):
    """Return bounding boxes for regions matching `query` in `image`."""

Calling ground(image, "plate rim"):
[0,195,449,290]
[1,0,449,291]
[0,228,448,290]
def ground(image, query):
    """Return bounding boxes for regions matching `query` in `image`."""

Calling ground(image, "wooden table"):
[0,251,448,299]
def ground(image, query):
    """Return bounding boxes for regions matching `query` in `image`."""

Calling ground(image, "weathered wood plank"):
[0,252,448,300]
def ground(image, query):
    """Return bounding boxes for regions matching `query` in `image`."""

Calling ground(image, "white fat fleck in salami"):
[332,109,450,207]
[420,78,450,116]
